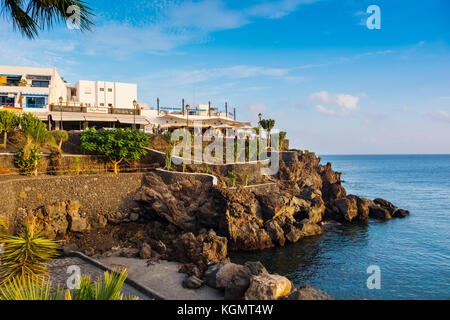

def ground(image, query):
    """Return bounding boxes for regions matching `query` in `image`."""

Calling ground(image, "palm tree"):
[0,224,60,285]
[55,130,68,151]
[259,119,275,148]
[1,0,94,39]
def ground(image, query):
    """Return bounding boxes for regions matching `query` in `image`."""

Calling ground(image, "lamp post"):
[59,96,63,130]
[258,113,262,129]
[133,100,137,130]
[186,105,190,127]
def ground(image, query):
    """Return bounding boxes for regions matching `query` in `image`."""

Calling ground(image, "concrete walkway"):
[48,256,152,300]
[99,257,225,300]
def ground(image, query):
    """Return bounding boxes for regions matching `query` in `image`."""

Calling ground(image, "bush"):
[228,171,237,187]
[0,224,60,285]
[15,145,41,176]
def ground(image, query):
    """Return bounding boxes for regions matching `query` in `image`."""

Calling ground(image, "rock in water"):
[244,274,292,300]
[393,209,410,218]
[284,286,333,300]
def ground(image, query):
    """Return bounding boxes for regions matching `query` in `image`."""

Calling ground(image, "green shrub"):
[0,224,60,285]
[243,173,249,186]
[228,171,237,188]
[15,146,41,176]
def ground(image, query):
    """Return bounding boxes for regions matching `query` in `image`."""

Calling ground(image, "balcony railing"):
[49,105,141,115]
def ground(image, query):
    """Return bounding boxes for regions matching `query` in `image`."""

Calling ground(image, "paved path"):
[48,256,152,300]
[99,257,225,300]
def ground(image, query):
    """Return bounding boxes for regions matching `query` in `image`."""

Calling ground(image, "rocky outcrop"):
[171,230,228,273]
[283,285,333,300]
[244,274,293,300]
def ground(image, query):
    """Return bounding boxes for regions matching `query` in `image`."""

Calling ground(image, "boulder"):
[140,242,152,259]
[216,263,250,289]
[284,286,333,300]
[373,198,397,215]
[244,274,292,300]
[244,261,268,276]
[265,221,286,246]
[199,230,228,264]
[67,201,91,233]
[299,221,323,237]
[369,205,392,220]
[354,196,373,220]
[182,275,204,289]
[393,209,410,218]
[334,197,358,222]
[205,263,226,289]
[284,224,303,243]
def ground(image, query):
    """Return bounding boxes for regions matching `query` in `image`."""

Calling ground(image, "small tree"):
[81,128,149,174]
[16,113,54,175]
[279,131,287,151]
[55,130,69,151]
[0,110,19,146]
[259,119,275,147]
[0,224,60,285]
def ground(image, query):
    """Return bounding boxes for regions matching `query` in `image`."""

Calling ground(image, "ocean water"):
[230,155,450,300]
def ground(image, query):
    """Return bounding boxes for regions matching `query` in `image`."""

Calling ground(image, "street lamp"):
[258,113,262,128]
[59,96,63,130]
[186,105,190,127]
[133,100,137,130]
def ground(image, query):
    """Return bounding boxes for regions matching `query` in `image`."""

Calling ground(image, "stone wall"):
[0,173,146,232]
[0,153,107,175]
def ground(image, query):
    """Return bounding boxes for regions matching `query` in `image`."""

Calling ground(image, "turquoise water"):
[230,155,450,300]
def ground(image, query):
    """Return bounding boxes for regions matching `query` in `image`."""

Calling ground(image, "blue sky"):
[1,0,450,154]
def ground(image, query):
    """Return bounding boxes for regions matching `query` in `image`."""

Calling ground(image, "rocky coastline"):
[11,150,409,300]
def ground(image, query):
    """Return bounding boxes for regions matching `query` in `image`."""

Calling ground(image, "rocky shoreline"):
[13,150,409,300]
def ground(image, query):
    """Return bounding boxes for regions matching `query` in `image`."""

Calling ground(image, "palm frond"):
[0,276,64,300]
[0,224,60,285]
[1,0,95,39]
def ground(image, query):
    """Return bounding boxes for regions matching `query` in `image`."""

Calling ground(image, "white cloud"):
[310,91,364,117]
[247,102,268,114]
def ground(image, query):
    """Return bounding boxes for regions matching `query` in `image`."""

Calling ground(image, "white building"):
[0,65,68,112]
[0,65,138,111]
[68,80,137,109]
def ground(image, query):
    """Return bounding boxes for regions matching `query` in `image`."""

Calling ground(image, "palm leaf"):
[0,276,64,300]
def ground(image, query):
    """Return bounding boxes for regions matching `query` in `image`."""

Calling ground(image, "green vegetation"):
[228,171,237,188]
[279,131,287,151]
[165,148,173,170]
[0,221,137,300]
[0,0,94,39]
[0,269,137,301]
[243,172,249,186]
[73,156,82,175]
[80,128,149,174]
[0,224,59,285]
[259,119,275,147]
[15,113,54,176]
[55,130,69,151]
[0,110,19,147]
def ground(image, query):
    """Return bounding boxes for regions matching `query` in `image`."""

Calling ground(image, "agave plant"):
[0,276,64,300]
[0,224,60,285]
[0,270,138,300]
[69,269,138,300]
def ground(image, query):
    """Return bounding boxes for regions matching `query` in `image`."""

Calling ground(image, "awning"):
[50,113,86,122]
[84,115,117,122]
[116,117,149,125]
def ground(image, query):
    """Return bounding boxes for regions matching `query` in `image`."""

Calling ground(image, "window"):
[100,103,105,106]
[0,95,15,107]
[31,80,49,88]
[84,88,91,94]
[26,97,46,108]
[108,88,113,92]
[99,88,104,91]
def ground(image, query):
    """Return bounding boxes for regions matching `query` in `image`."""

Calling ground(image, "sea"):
[230,155,450,300]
